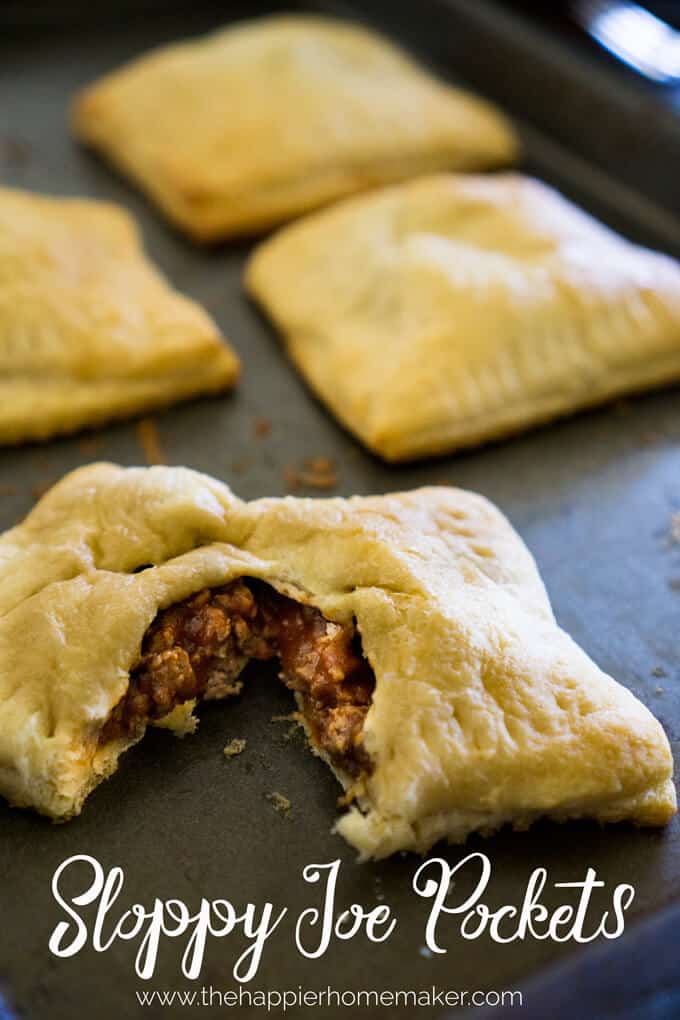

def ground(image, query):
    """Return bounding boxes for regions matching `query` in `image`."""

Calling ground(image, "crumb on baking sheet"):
[652,667,668,678]
[306,456,334,473]
[223,738,247,758]
[266,791,291,816]
[254,417,272,439]
[284,456,337,491]
[136,418,165,465]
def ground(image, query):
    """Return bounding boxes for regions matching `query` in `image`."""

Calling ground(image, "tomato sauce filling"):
[99,579,374,777]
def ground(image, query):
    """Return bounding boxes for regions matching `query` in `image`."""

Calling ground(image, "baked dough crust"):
[0,463,674,857]
[0,187,239,443]
[71,16,518,241]
[246,173,680,461]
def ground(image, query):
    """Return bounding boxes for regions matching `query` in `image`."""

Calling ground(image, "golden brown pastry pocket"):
[246,172,680,461]
[0,187,239,444]
[72,16,518,241]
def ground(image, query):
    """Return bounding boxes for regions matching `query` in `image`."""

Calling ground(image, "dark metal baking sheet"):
[1,3,679,1018]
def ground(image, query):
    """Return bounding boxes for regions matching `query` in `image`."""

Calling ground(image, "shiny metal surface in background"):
[573,0,680,82]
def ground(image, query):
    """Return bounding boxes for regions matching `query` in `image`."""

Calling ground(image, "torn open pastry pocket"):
[0,463,674,859]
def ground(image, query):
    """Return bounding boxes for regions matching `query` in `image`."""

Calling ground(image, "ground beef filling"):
[99,579,375,777]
